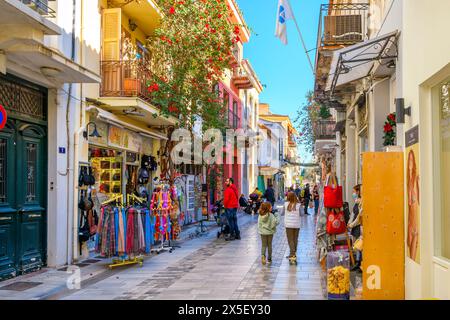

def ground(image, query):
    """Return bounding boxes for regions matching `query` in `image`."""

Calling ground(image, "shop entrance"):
[0,75,47,281]
[0,119,47,280]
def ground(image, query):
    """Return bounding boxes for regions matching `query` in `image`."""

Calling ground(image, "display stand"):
[101,194,145,270]
[151,208,174,254]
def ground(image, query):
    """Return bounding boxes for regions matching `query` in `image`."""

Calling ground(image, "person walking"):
[263,183,276,208]
[258,202,280,265]
[349,184,363,272]
[224,177,241,241]
[294,185,301,201]
[303,184,311,215]
[313,184,320,215]
[284,192,301,264]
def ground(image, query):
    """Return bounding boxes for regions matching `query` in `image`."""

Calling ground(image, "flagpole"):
[291,14,315,75]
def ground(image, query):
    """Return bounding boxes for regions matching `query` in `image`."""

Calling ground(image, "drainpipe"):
[63,0,77,266]
[72,0,85,263]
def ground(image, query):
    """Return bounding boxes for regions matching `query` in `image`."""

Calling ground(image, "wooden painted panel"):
[362,152,405,300]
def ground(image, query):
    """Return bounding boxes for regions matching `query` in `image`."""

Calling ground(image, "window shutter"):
[102,8,122,61]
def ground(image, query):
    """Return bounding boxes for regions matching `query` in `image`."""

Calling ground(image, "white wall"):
[400,0,450,300]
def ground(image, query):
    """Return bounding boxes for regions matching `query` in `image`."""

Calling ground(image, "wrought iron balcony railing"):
[313,120,336,140]
[19,0,56,18]
[317,3,369,48]
[100,60,155,103]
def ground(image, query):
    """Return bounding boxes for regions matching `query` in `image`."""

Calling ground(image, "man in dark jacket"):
[224,178,240,240]
[263,184,276,208]
[304,184,311,215]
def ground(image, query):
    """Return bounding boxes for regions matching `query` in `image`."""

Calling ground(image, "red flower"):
[233,26,240,35]
[147,83,159,93]
[384,123,393,133]
[169,104,179,113]
[169,6,175,14]
[388,113,396,122]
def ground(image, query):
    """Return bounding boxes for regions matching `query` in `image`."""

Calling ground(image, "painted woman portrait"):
[407,150,420,262]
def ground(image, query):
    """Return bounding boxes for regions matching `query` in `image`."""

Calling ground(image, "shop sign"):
[89,121,108,146]
[0,104,7,130]
[142,137,153,155]
[122,130,142,153]
[108,125,142,153]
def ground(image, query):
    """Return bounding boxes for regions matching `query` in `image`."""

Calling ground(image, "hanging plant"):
[319,104,332,119]
[383,112,397,146]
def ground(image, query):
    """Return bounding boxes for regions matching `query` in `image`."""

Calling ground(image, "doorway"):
[0,75,47,281]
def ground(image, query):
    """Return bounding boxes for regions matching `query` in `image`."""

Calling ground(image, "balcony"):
[313,120,336,141]
[318,3,369,48]
[19,0,55,18]
[232,65,253,90]
[100,60,155,103]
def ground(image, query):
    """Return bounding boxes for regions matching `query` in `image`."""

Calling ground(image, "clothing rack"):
[98,195,145,270]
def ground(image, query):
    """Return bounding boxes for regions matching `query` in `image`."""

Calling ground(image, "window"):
[136,40,151,64]
[437,79,450,259]
[26,143,37,203]
[233,101,238,128]
[223,92,229,125]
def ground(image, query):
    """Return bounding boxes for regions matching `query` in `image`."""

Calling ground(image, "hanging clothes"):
[117,207,126,256]
[126,208,135,255]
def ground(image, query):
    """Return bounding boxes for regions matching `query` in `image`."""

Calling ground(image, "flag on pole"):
[275,0,295,45]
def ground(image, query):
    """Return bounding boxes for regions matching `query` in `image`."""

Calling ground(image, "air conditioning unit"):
[324,15,362,45]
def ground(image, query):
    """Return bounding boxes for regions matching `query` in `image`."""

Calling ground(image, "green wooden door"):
[0,119,46,280]
[0,120,17,280]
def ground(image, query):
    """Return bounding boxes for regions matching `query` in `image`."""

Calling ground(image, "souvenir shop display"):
[149,182,177,253]
[77,162,100,255]
[95,194,150,269]
[91,157,122,196]
[327,250,351,300]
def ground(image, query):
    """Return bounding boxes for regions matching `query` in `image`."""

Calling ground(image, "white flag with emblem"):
[275,0,295,45]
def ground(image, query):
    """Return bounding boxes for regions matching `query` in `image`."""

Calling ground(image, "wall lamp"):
[83,122,102,140]
[129,19,138,31]
[395,98,411,124]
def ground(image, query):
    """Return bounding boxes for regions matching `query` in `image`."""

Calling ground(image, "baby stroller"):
[212,199,230,239]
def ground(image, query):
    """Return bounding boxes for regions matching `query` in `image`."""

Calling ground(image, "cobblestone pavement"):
[0,208,325,300]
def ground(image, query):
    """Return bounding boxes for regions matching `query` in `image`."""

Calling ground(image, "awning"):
[87,106,168,141]
[326,31,399,94]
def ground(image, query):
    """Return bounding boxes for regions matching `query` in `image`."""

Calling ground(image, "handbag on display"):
[87,210,97,236]
[78,212,91,255]
[138,167,150,185]
[101,172,110,181]
[326,209,347,235]
[324,174,343,209]
[353,237,363,251]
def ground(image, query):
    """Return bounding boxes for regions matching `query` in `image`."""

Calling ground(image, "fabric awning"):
[87,106,168,141]
[326,31,399,93]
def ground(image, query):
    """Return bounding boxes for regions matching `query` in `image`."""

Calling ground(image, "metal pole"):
[291,14,315,75]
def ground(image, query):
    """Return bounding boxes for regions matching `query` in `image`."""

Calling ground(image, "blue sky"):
[236,0,322,162]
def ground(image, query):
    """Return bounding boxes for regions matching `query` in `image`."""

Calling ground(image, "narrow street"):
[0,211,325,300]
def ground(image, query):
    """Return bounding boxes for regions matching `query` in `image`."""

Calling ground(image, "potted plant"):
[383,112,402,152]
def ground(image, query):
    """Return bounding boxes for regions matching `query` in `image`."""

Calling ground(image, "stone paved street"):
[0,209,325,300]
